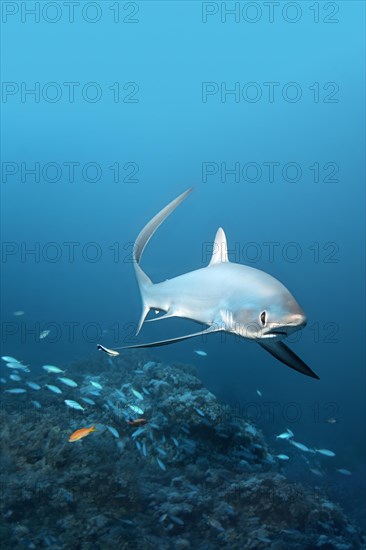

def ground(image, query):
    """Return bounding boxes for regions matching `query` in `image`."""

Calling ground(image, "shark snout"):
[276,312,307,335]
[289,313,307,328]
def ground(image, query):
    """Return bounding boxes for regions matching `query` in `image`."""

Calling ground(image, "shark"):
[98,188,319,379]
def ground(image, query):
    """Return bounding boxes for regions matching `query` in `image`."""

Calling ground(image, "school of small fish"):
[1,355,173,471]
[273,425,345,476]
[1,354,352,478]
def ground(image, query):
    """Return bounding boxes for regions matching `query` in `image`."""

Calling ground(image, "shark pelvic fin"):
[136,305,150,335]
[259,341,319,379]
[209,227,229,266]
[97,325,221,354]
[145,311,176,323]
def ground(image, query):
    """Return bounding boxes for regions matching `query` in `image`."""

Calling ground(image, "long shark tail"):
[133,187,193,334]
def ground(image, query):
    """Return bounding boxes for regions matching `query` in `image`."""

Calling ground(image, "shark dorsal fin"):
[209,227,229,266]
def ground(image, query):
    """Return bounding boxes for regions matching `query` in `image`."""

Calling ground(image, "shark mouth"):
[265,330,288,337]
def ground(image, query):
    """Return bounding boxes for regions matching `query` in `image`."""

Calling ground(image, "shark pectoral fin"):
[97,325,222,353]
[259,341,320,380]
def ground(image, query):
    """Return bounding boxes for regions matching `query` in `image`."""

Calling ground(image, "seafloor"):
[1,352,365,549]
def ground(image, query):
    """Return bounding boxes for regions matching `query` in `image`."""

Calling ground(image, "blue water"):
[1,0,365,535]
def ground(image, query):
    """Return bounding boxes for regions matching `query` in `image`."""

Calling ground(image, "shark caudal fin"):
[133,187,193,335]
[98,325,221,356]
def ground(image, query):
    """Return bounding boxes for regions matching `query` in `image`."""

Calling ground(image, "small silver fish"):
[131,388,144,401]
[115,388,125,400]
[26,381,41,390]
[135,440,141,451]
[275,454,290,460]
[57,377,78,388]
[315,448,336,457]
[193,407,205,417]
[39,330,50,340]
[290,440,311,452]
[309,468,323,477]
[128,404,144,415]
[45,384,62,394]
[276,430,294,440]
[6,362,28,370]
[156,447,167,457]
[169,514,184,526]
[42,365,65,374]
[81,397,95,405]
[0,378,6,383]
[90,381,103,390]
[10,374,22,382]
[107,426,119,438]
[2,356,21,363]
[194,350,207,357]
[156,457,166,471]
[142,441,147,457]
[336,468,351,476]
[13,310,24,316]
[131,427,146,439]
[142,387,150,395]
[64,399,84,411]
[256,389,262,397]
[5,388,26,394]
[116,441,125,452]
[31,400,42,409]
[207,517,224,532]
[171,437,179,448]
[87,390,101,396]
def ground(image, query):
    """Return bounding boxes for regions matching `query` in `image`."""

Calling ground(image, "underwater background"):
[1,1,365,548]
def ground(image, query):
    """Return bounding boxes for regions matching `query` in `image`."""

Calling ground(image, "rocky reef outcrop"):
[1,353,364,549]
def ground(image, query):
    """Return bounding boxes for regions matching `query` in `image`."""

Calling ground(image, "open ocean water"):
[1,2,365,549]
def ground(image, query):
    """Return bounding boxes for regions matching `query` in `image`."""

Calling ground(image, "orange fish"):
[68,425,97,442]
[127,418,147,427]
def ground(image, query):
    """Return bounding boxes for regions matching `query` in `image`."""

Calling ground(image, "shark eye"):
[260,311,266,326]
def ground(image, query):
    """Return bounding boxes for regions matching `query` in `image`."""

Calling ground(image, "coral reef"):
[1,353,364,549]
